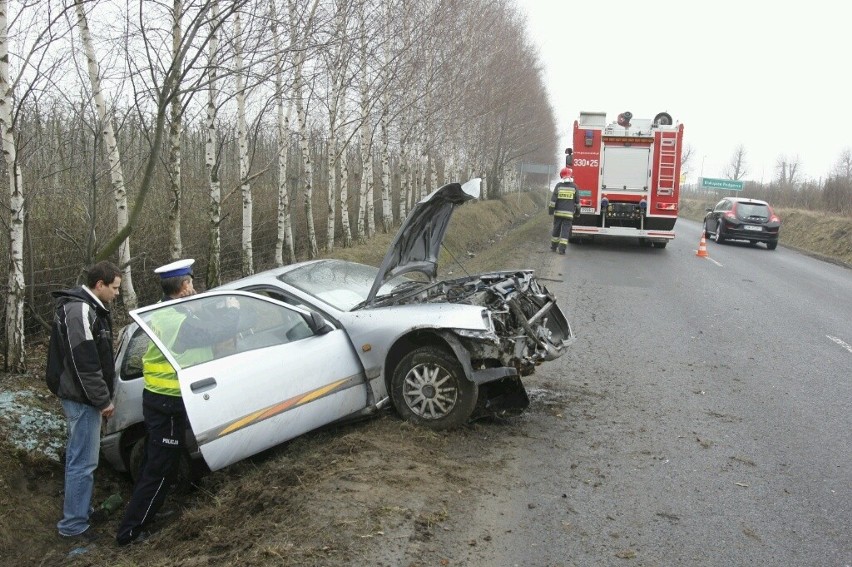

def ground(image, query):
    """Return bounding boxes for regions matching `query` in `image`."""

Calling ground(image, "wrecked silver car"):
[102,179,575,476]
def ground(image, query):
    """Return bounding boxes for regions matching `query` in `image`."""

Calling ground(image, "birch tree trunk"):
[205,0,222,289]
[272,0,295,265]
[339,97,353,247]
[379,106,391,232]
[398,145,409,221]
[324,1,348,253]
[326,117,338,252]
[0,0,25,372]
[167,0,184,260]
[275,101,295,265]
[290,0,319,259]
[356,12,373,242]
[235,12,253,276]
[75,1,138,309]
[379,10,392,232]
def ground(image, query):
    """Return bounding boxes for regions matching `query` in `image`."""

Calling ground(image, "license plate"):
[743,225,762,231]
[580,207,595,214]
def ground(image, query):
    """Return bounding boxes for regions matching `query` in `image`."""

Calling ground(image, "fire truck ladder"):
[656,131,678,196]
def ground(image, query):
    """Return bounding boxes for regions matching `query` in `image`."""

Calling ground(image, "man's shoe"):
[89,508,109,524]
[60,528,99,544]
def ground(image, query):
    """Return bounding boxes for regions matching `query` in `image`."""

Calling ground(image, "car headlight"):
[481,310,495,333]
[455,328,499,342]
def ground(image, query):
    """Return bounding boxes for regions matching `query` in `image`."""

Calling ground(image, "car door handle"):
[190,377,217,393]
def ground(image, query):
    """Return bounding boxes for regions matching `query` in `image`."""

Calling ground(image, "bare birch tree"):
[167,0,185,260]
[289,0,320,259]
[271,0,295,265]
[321,0,355,252]
[205,0,222,288]
[338,94,353,247]
[0,0,25,371]
[355,5,374,241]
[74,0,138,310]
[1,0,78,370]
[234,11,253,275]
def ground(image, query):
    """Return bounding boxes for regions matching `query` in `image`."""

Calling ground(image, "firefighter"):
[548,167,580,254]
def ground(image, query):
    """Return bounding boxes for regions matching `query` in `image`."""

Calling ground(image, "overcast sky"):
[516,0,851,184]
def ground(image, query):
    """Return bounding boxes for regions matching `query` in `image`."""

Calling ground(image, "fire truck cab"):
[567,111,684,248]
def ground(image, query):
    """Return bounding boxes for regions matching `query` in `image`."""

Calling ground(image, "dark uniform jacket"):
[549,181,580,218]
[46,287,116,409]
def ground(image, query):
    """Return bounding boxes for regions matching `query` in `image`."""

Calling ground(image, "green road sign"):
[699,177,744,191]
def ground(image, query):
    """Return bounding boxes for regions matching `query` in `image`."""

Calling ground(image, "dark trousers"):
[116,389,187,544]
[551,216,573,251]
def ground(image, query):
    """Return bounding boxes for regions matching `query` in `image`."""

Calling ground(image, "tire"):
[390,345,477,430]
[713,222,725,243]
[766,240,778,250]
[128,435,146,483]
[652,241,667,249]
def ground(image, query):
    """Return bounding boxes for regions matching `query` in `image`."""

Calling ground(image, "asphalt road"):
[438,219,852,566]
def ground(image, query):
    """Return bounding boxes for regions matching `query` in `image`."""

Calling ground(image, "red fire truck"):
[567,111,684,248]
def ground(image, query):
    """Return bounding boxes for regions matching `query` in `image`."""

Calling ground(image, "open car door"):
[129,291,368,471]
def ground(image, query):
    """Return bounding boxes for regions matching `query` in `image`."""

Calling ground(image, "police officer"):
[548,167,580,254]
[116,259,198,545]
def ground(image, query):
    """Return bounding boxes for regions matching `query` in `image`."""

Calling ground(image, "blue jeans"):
[57,399,102,536]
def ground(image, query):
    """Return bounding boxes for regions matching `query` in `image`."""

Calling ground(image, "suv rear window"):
[735,203,770,219]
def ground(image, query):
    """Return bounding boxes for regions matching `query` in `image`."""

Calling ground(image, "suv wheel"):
[713,223,725,243]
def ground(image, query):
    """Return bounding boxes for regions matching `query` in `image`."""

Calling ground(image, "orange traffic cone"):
[696,230,709,257]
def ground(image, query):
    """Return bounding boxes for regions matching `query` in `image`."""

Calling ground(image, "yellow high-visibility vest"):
[142,306,212,397]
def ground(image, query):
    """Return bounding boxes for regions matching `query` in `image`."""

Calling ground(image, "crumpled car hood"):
[366,178,480,305]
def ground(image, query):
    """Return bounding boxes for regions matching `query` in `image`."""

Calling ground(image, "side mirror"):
[306,311,333,335]
[705,208,712,212]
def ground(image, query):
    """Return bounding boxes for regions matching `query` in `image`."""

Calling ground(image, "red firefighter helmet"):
[560,167,573,179]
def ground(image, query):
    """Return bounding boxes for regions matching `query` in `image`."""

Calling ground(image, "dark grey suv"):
[703,197,781,250]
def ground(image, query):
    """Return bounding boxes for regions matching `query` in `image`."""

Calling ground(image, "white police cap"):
[154,259,195,279]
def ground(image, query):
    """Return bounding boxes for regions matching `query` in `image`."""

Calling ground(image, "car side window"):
[714,200,726,212]
[120,326,152,381]
[137,294,316,370]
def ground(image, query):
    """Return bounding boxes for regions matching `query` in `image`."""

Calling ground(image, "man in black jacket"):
[548,167,580,254]
[46,261,121,541]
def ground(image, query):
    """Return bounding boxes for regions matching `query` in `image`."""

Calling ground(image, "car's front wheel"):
[390,346,477,430]
[766,240,778,250]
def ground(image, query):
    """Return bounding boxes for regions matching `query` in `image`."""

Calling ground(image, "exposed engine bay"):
[372,269,574,376]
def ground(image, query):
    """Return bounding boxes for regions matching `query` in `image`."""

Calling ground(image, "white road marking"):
[826,335,852,354]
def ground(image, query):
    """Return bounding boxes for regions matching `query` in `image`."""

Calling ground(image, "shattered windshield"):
[278,260,416,311]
